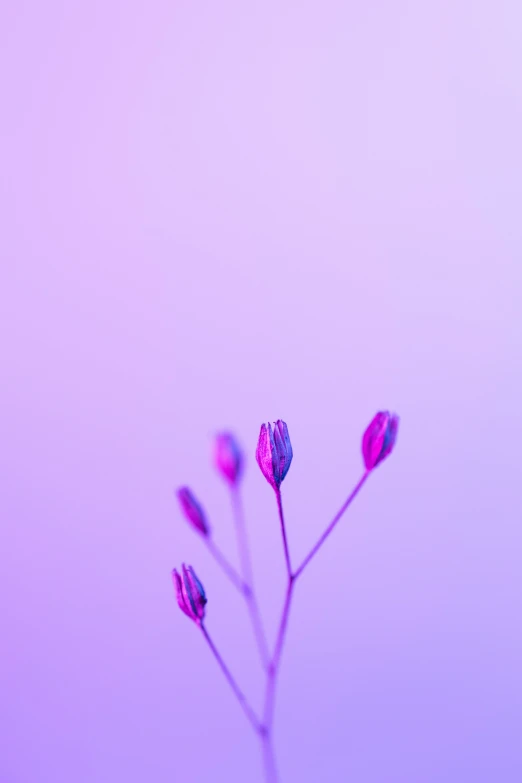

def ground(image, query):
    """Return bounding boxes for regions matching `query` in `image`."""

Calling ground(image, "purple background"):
[1,2,521,781]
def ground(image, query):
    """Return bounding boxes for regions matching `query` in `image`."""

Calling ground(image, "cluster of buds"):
[171,410,400,783]
[173,431,247,625]
[176,430,245,541]
[173,412,399,625]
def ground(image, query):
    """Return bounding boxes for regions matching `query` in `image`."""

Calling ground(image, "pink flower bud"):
[176,487,210,537]
[255,420,293,490]
[362,411,399,470]
[214,432,244,485]
[173,564,207,623]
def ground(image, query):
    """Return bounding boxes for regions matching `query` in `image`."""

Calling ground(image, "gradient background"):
[1,2,521,781]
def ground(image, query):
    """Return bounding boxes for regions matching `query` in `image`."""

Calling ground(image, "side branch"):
[232,487,271,670]
[275,488,292,578]
[200,623,263,734]
[293,471,370,580]
[205,537,249,595]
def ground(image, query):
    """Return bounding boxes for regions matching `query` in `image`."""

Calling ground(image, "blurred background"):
[1,1,521,781]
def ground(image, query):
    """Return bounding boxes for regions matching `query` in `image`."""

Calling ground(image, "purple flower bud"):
[255,420,293,490]
[362,411,399,470]
[173,564,207,623]
[176,487,210,537]
[214,432,244,485]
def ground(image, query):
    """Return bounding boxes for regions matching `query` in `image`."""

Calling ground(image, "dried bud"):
[255,420,293,490]
[173,564,207,623]
[176,487,210,537]
[214,432,244,485]
[362,411,399,470]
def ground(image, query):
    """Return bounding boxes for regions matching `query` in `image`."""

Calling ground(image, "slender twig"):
[204,537,249,595]
[259,472,371,781]
[264,578,294,733]
[257,491,296,783]
[200,472,372,783]
[200,623,262,733]
[261,729,279,783]
[293,470,370,580]
[200,621,279,780]
[232,486,271,670]
[275,488,292,578]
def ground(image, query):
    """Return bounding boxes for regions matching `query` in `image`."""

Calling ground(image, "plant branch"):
[204,537,249,595]
[202,471,373,783]
[200,623,262,734]
[293,471,370,580]
[263,577,294,734]
[259,472,372,780]
[232,486,271,670]
[275,488,292,578]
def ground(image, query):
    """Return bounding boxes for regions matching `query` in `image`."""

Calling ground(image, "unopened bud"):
[255,420,293,490]
[362,411,399,470]
[214,432,244,485]
[176,487,210,537]
[173,564,207,623]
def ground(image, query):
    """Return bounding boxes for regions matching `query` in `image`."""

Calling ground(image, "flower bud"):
[255,420,293,490]
[214,432,244,485]
[173,564,207,623]
[362,411,399,470]
[176,487,210,537]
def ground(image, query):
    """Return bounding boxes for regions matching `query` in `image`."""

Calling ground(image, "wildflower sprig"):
[172,412,399,782]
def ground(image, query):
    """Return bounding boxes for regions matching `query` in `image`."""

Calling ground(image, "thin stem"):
[232,486,254,587]
[232,486,271,670]
[259,473,372,781]
[200,623,262,734]
[256,485,297,783]
[275,488,292,578]
[205,537,249,595]
[293,471,370,580]
[261,731,279,783]
[264,578,294,734]
[200,474,372,782]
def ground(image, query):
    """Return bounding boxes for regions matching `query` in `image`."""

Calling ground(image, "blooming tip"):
[255,420,293,490]
[176,486,210,537]
[173,564,207,623]
[214,432,244,485]
[362,411,399,470]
